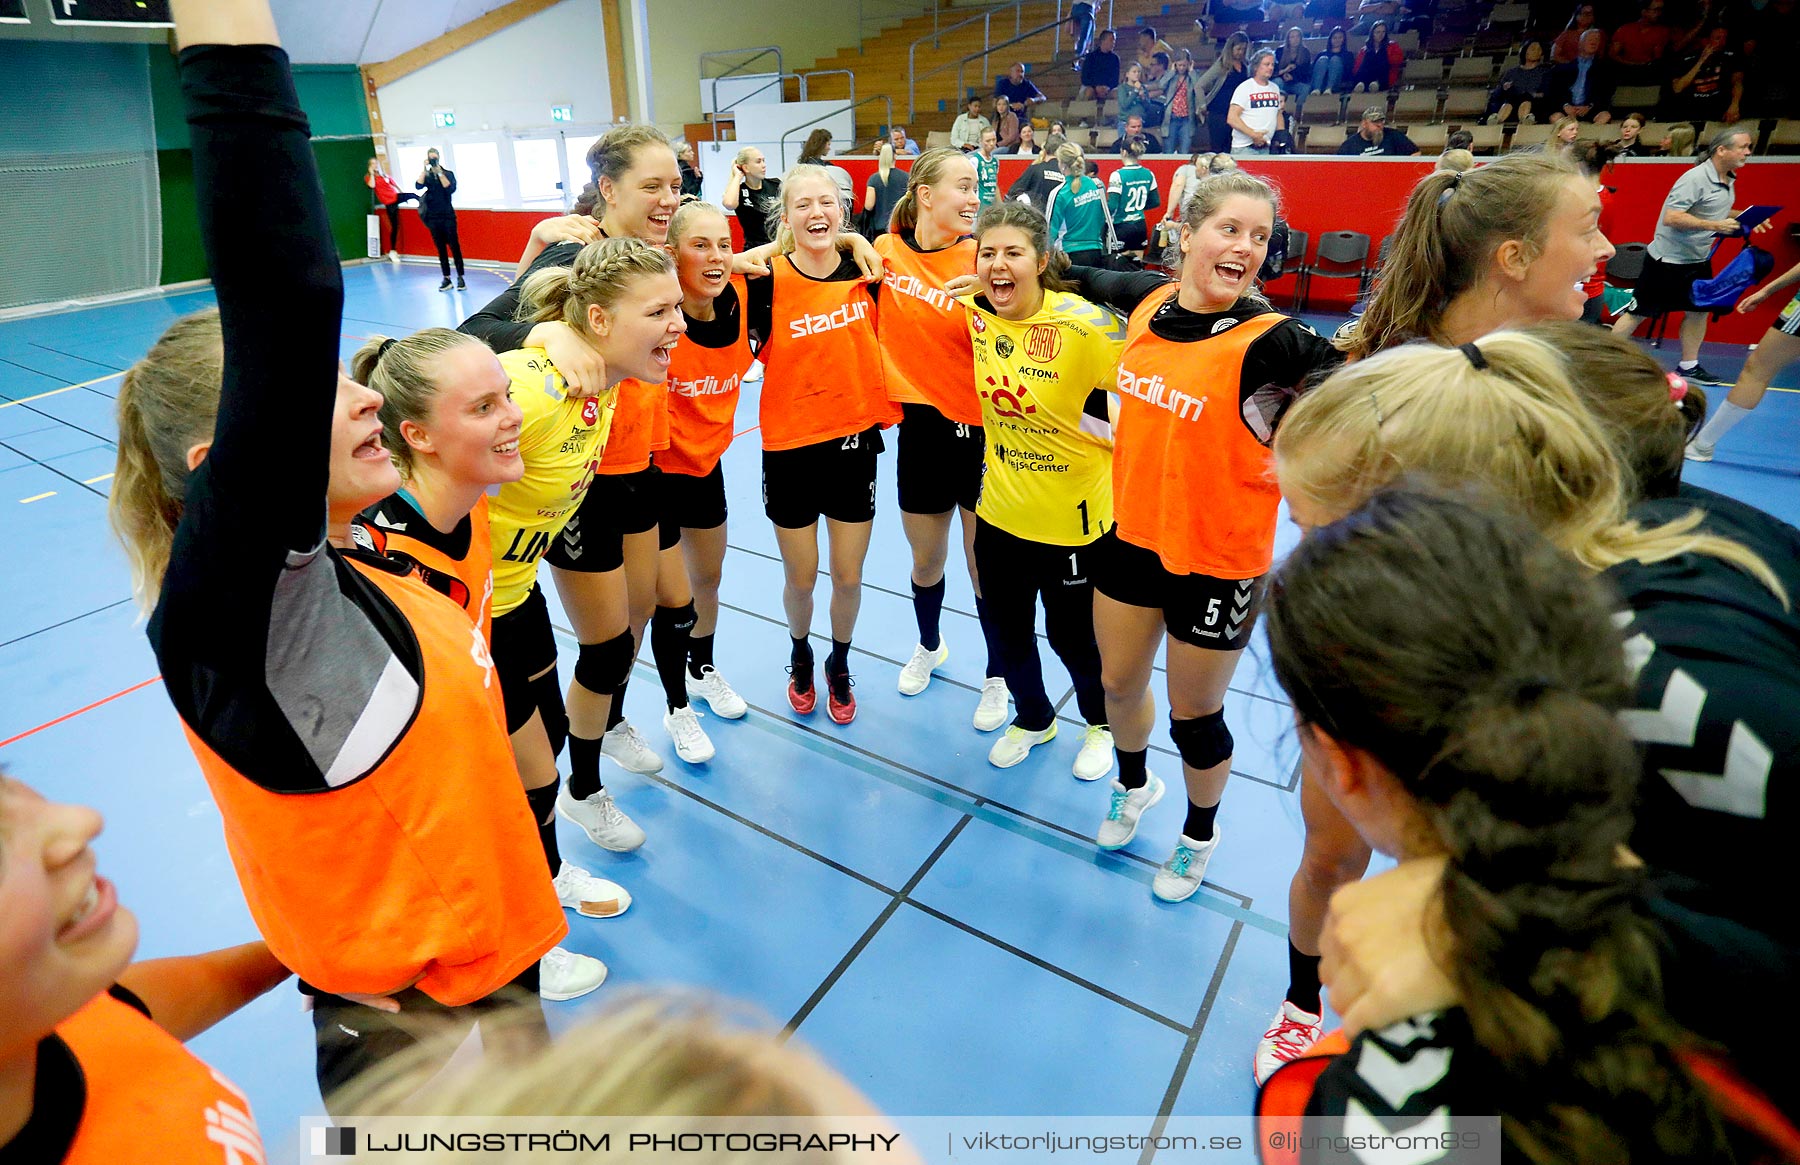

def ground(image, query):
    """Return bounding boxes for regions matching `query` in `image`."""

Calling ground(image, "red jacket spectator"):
[1352,37,1404,89]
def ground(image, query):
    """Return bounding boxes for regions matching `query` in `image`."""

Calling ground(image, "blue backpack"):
[1691,238,1774,313]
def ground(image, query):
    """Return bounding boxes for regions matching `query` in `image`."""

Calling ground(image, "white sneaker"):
[972,677,1010,732]
[551,860,631,918]
[663,705,716,764]
[602,719,664,774]
[897,641,950,696]
[558,788,646,852]
[1254,1000,1325,1085]
[686,665,747,719]
[1152,830,1220,902]
[1096,773,1164,850]
[539,946,608,1001]
[1072,724,1115,781]
[1684,440,1715,463]
[742,361,764,383]
[386,249,399,262]
[988,722,1057,768]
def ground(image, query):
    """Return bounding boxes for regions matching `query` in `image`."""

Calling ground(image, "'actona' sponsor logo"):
[788,300,870,338]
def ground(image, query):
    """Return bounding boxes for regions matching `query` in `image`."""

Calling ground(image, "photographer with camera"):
[416,147,465,291]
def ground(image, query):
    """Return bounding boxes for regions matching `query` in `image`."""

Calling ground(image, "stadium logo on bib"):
[1026,324,1062,362]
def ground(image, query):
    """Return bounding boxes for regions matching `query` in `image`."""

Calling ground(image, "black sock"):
[1118,747,1148,790]
[826,639,851,676]
[688,632,716,680]
[1286,940,1323,1015]
[605,672,630,732]
[652,603,696,712]
[567,736,605,801]
[974,594,1007,679]
[524,779,563,876]
[911,577,946,652]
[1183,799,1219,842]
[790,636,814,693]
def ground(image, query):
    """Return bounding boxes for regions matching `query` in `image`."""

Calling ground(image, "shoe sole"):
[602,753,664,775]
[1152,876,1204,903]
[688,687,749,719]
[672,742,716,764]
[540,971,608,1002]
[1096,778,1165,850]
[989,728,1056,768]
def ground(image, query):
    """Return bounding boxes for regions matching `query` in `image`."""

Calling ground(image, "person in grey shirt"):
[1611,126,1765,385]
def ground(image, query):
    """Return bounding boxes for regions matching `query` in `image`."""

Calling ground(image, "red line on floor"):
[0,677,161,750]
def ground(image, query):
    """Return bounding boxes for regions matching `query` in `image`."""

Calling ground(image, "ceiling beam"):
[599,0,629,122]
[363,0,564,88]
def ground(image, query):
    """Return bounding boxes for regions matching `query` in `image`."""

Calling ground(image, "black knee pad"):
[653,601,698,637]
[573,630,636,695]
[523,776,561,826]
[1169,709,1233,771]
[531,672,568,759]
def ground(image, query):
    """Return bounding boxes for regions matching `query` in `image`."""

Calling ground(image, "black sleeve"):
[1005,165,1037,203]
[441,168,456,197]
[1066,265,1171,315]
[1240,318,1345,444]
[458,241,581,354]
[747,271,774,353]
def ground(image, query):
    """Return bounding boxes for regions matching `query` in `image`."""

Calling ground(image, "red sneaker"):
[787,665,816,715]
[826,668,856,725]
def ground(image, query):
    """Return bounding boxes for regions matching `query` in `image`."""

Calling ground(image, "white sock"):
[1678,359,1699,371]
[1694,399,1752,449]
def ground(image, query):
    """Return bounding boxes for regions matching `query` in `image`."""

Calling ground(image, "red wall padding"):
[386,157,1798,344]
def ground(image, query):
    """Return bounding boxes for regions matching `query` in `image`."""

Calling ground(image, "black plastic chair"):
[1282,229,1311,310]
[1300,230,1370,311]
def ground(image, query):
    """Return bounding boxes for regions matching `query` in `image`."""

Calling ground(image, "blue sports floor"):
[3,262,1797,1158]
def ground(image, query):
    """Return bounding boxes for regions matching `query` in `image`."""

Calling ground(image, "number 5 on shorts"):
[1205,597,1220,626]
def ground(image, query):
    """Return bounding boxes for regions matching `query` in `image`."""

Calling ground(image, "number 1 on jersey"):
[1077,498,1090,536]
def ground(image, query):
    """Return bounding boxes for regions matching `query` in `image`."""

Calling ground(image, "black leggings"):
[309,963,546,1113]
[424,214,464,278]
[380,192,418,250]
[973,518,1108,732]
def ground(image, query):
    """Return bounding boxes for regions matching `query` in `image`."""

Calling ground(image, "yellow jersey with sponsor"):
[964,290,1126,546]
[486,348,615,615]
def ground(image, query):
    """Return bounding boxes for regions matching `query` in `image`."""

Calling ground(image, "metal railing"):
[798,69,857,108]
[777,92,897,170]
[906,0,1113,120]
[910,13,1074,121]
[699,46,784,120]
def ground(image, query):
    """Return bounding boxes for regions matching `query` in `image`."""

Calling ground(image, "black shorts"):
[543,465,671,574]
[1091,528,1264,651]
[762,427,884,529]
[490,584,559,733]
[661,462,728,531]
[1632,255,1713,316]
[897,403,984,515]
[1115,221,1149,252]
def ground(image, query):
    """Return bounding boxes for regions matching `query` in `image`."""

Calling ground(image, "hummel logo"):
[337,1024,361,1038]
[1211,318,1239,335]
[372,511,408,532]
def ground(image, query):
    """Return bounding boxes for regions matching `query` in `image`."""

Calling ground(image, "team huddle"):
[11,1,1800,1159]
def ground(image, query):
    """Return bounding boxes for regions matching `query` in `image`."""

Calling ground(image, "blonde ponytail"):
[351,328,488,475]
[516,237,675,331]
[109,310,225,614]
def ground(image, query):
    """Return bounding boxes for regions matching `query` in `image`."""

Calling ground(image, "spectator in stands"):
[1548,28,1617,122]
[722,146,780,250]
[1267,0,1311,26]
[1229,50,1287,155]
[1010,121,1039,157]
[1484,40,1553,124]
[1136,25,1175,74]
[797,129,857,213]
[1553,3,1605,63]
[1214,0,1268,22]
[889,124,922,157]
[1609,0,1673,86]
[995,62,1048,108]
[952,97,990,151]
[1005,132,1068,210]
[994,96,1021,150]
[675,142,703,199]
[1612,111,1660,156]
[1117,62,1151,135]
[1338,105,1420,153]
[1666,26,1744,123]
[1199,31,1253,152]
[1349,0,1400,35]
[1311,26,1357,101]
[1611,126,1766,385]
[1164,49,1202,156]
[1115,113,1164,153]
[1670,0,1725,56]
[1436,146,1476,171]
[1049,119,1068,140]
[1080,28,1121,100]
[1349,20,1404,93]
[1275,26,1315,118]
[1550,115,1584,154]
[1068,0,1097,65]
[863,143,908,234]
[1446,128,1474,151]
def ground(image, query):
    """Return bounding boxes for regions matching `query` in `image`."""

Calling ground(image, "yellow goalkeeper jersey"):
[963,290,1125,546]
[486,347,615,616]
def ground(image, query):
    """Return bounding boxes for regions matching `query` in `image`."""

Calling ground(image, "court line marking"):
[0,677,160,750]
[0,598,135,652]
[0,439,112,500]
[0,371,124,410]
[1143,922,1248,1162]
[83,473,113,484]
[19,491,54,504]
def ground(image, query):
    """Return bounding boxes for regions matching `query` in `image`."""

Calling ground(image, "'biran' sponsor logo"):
[788,299,870,338]
[1025,324,1062,362]
[1116,365,1207,420]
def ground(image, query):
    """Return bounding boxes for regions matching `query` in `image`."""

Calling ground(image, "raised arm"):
[1065,265,1170,314]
